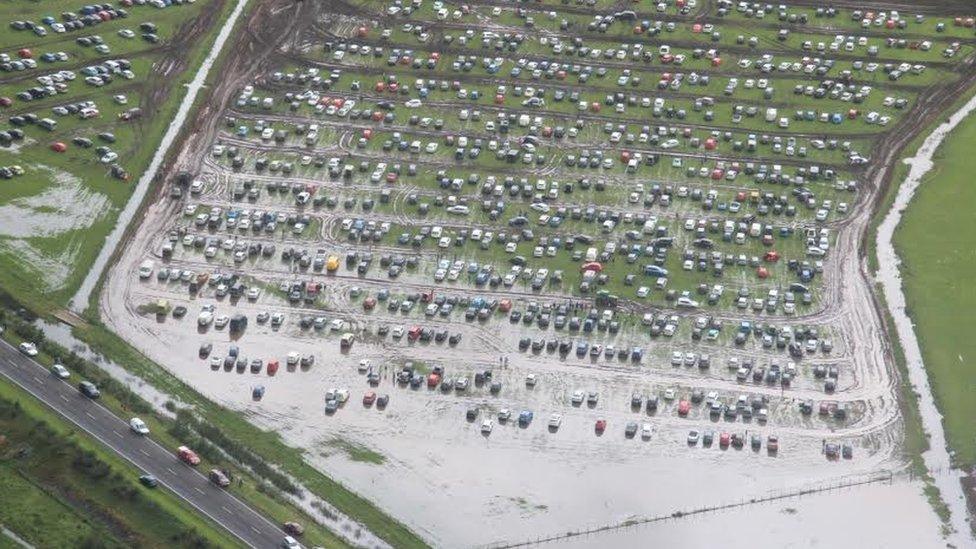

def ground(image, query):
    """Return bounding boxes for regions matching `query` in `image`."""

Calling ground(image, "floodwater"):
[69,0,252,314]
[875,92,976,545]
[554,480,945,549]
[96,278,948,547]
[37,320,180,416]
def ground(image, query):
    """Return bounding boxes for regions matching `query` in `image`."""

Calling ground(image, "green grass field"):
[894,111,976,468]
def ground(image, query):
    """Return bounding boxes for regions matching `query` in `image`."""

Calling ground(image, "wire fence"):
[486,470,894,548]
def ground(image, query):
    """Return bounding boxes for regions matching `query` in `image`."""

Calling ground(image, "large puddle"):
[0,165,111,291]
[875,92,976,545]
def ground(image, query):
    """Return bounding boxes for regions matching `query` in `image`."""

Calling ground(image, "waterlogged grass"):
[324,437,387,465]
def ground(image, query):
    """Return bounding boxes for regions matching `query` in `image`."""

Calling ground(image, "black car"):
[172,305,187,318]
[78,381,100,399]
[198,342,212,358]
[139,474,158,488]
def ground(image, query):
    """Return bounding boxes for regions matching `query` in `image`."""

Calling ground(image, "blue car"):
[643,265,668,277]
[518,410,533,426]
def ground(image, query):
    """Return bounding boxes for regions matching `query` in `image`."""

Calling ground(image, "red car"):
[719,432,731,448]
[177,445,200,466]
[407,326,422,341]
[767,435,779,453]
[594,419,607,433]
[267,360,279,376]
[677,400,690,416]
[363,391,376,406]
[427,373,441,388]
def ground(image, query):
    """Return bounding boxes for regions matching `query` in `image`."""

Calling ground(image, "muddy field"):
[99,0,976,545]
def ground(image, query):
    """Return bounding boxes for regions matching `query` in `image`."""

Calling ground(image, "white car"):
[481,419,493,434]
[548,413,562,429]
[641,423,653,439]
[18,342,38,357]
[51,363,70,379]
[525,373,537,387]
[129,417,150,435]
[214,315,230,329]
[358,359,371,372]
[197,311,214,326]
[571,390,585,404]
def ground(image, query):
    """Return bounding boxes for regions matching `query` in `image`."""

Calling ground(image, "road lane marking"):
[59,395,69,402]
[166,468,177,475]
[113,431,123,439]
[7,359,17,367]
[194,487,205,495]
[140,449,150,456]
[250,526,260,534]
[32,376,42,383]
[85,412,95,420]
[222,506,231,514]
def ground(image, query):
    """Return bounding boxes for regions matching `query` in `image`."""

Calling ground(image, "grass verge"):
[0,377,240,548]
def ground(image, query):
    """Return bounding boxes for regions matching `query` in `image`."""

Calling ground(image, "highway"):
[0,338,290,549]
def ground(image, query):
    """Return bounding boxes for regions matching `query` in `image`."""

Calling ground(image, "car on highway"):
[139,474,158,488]
[78,381,100,399]
[129,417,150,435]
[177,445,201,466]
[18,341,38,356]
[209,469,230,487]
[51,363,70,379]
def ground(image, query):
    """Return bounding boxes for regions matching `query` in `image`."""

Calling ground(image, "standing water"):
[875,93,976,546]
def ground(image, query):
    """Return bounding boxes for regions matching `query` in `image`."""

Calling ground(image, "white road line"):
[140,449,150,456]
[194,487,205,495]
[6,359,16,367]
[167,468,177,475]
[222,506,232,514]
[250,526,260,534]
[113,430,123,438]
[85,412,96,420]
[32,376,41,383]
[59,394,69,402]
